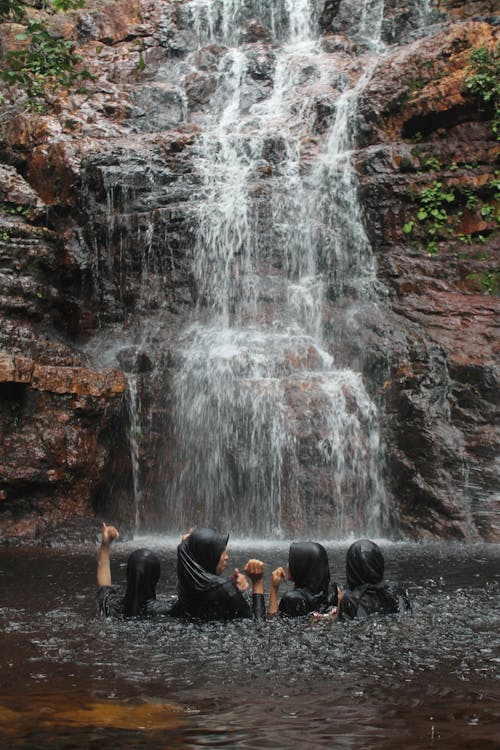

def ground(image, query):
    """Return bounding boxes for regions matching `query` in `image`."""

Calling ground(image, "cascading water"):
[126,375,143,529]
[163,0,394,537]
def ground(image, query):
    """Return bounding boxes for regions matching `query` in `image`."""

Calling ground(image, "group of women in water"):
[96,524,411,621]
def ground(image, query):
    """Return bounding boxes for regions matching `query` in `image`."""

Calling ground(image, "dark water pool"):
[1,540,499,748]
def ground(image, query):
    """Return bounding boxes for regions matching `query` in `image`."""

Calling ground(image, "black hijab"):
[342,538,408,618]
[289,542,331,595]
[177,527,229,601]
[283,541,333,612]
[122,548,160,616]
[346,539,384,589]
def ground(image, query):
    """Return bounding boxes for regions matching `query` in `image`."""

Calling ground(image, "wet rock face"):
[0,0,498,542]
[353,17,499,540]
[0,352,129,542]
[0,125,133,542]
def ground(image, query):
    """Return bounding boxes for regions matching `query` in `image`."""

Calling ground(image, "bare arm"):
[244,559,264,595]
[268,566,286,615]
[97,523,119,587]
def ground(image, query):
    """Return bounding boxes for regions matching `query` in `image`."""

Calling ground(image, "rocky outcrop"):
[353,15,499,539]
[0,82,133,541]
[0,348,128,542]
[0,0,498,542]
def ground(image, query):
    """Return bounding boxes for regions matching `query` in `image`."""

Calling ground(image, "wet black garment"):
[96,586,170,618]
[170,527,265,620]
[279,542,339,617]
[96,548,169,619]
[340,539,411,620]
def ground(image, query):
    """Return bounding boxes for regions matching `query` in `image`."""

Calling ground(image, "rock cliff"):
[0,0,498,541]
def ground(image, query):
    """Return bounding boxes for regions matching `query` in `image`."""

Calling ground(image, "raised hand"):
[97,523,119,588]
[244,558,264,583]
[230,567,249,592]
[271,566,286,589]
[101,522,119,546]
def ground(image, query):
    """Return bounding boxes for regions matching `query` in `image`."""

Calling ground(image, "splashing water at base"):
[1,543,499,748]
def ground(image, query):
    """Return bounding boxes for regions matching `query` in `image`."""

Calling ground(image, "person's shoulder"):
[96,586,123,618]
[218,579,242,599]
[96,585,117,601]
[339,589,358,619]
[279,589,309,617]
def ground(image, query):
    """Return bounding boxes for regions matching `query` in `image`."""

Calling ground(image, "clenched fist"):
[244,559,264,583]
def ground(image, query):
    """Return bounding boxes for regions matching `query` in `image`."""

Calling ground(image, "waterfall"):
[162,0,394,538]
[126,375,143,528]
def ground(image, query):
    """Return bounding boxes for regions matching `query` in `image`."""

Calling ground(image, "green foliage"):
[417,181,455,251]
[401,174,498,266]
[427,240,438,256]
[133,39,146,76]
[0,1,92,109]
[459,233,486,245]
[0,0,84,19]
[0,0,25,22]
[51,0,85,12]
[460,185,479,212]
[463,44,500,138]
[489,175,500,201]
[481,203,497,221]
[136,51,146,73]
[467,270,500,295]
[421,154,441,171]
[402,181,456,254]
[1,202,29,217]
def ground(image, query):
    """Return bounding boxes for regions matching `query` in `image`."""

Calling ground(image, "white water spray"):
[164,0,393,538]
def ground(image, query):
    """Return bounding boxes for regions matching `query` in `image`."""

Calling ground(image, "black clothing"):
[340,582,410,619]
[340,539,411,619]
[279,586,339,617]
[169,580,265,620]
[96,547,167,619]
[279,542,339,617]
[345,537,385,588]
[96,585,170,618]
[171,527,265,620]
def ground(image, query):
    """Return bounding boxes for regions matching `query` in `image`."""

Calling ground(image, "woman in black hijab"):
[268,542,340,617]
[170,527,265,620]
[340,538,411,619]
[96,523,169,618]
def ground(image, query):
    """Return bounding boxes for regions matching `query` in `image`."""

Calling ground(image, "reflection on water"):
[0,543,499,748]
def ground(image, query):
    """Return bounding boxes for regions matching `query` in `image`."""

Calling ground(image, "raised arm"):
[268,566,286,615]
[97,523,119,587]
[244,559,264,595]
[244,559,265,620]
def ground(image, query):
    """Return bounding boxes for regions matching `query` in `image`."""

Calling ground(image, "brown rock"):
[0,353,33,383]
[31,365,126,397]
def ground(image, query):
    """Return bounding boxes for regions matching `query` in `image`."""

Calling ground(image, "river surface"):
[1,541,499,748]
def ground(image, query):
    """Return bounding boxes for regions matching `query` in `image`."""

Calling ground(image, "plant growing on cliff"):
[0,0,92,109]
[467,269,500,295]
[403,181,455,254]
[463,44,500,139]
[0,0,25,22]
